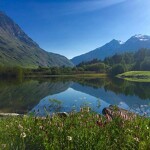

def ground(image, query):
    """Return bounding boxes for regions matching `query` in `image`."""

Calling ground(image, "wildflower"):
[41,117,46,120]
[126,129,132,133]
[146,125,149,130]
[1,144,6,148]
[52,113,55,118]
[6,125,9,128]
[87,107,90,112]
[67,136,72,141]
[49,121,52,125]
[18,124,23,130]
[27,128,30,132]
[39,126,43,130]
[134,137,139,142]
[20,132,26,138]
[81,114,84,118]
[105,114,112,122]
[96,120,104,127]
[61,122,64,127]
[96,114,100,119]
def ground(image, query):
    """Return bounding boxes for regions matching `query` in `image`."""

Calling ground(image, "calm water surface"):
[0,77,150,116]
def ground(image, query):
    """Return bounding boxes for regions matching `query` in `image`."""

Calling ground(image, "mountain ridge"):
[71,34,150,65]
[0,11,73,68]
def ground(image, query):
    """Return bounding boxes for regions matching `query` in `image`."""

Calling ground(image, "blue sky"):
[0,0,150,58]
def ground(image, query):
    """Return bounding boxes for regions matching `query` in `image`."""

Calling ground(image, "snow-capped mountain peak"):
[133,34,150,41]
[71,34,150,65]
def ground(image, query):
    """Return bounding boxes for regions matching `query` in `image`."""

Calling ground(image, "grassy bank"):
[26,73,107,78]
[117,71,150,82]
[0,111,150,149]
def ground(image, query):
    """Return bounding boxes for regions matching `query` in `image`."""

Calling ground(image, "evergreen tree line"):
[77,48,150,75]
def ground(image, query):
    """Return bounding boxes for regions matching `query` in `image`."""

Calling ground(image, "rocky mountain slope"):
[0,11,73,68]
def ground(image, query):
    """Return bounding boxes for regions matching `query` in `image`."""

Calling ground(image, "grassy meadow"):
[0,110,150,150]
[117,71,150,82]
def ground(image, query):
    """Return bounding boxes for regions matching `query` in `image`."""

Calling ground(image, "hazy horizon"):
[0,0,150,59]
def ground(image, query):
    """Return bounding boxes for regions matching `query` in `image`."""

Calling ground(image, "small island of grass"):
[117,71,150,82]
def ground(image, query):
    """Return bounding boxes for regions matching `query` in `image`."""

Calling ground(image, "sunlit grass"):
[28,73,107,78]
[117,71,150,82]
[0,110,150,150]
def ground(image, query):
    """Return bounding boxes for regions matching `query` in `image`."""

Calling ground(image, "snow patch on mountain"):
[118,40,124,44]
[134,34,150,41]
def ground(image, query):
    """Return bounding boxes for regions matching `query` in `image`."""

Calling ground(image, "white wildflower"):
[134,137,139,142]
[18,124,23,130]
[67,136,72,141]
[146,125,149,130]
[39,126,43,130]
[20,132,26,138]
[87,107,90,112]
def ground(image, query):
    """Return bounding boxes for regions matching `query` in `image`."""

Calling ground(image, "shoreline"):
[24,73,108,78]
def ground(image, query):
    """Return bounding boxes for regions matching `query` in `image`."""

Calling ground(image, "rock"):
[55,112,69,118]
[0,113,20,117]
[102,105,136,120]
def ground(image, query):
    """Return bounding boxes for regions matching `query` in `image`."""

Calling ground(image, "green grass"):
[117,71,150,82]
[0,111,150,150]
[26,73,107,78]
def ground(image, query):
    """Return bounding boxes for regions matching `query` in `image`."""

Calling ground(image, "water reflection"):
[31,88,110,116]
[0,79,71,113]
[0,77,150,116]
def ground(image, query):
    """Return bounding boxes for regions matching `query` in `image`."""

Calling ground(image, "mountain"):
[71,34,150,65]
[0,11,73,67]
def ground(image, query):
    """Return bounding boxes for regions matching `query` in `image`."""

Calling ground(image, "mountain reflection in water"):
[0,78,150,116]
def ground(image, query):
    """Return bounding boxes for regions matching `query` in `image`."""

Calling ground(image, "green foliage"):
[140,57,150,71]
[75,49,150,76]
[0,66,23,80]
[85,63,106,73]
[0,112,149,150]
[0,49,150,78]
[105,49,150,74]
[110,64,126,76]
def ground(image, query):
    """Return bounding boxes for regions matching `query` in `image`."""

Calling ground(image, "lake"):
[0,77,150,116]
